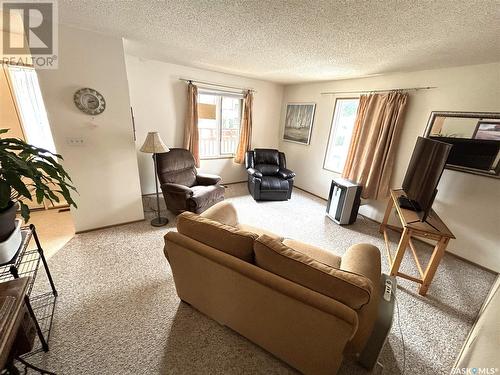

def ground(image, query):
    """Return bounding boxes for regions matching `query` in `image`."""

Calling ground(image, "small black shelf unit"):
[0,224,58,356]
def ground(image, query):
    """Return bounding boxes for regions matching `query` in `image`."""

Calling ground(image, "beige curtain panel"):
[342,92,408,200]
[183,82,200,167]
[234,91,254,164]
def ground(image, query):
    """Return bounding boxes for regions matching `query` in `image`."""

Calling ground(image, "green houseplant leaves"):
[0,129,77,222]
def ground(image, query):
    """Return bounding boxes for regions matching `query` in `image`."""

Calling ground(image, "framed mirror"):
[424,111,500,179]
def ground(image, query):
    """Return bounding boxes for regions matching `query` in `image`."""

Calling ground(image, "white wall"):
[279,63,500,272]
[124,54,284,195]
[37,25,144,232]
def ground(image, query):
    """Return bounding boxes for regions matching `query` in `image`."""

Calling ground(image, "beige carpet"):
[26,183,496,374]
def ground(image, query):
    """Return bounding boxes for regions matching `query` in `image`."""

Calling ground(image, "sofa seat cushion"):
[283,239,341,268]
[188,184,225,213]
[177,212,257,262]
[261,176,289,191]
[254,235,373,310]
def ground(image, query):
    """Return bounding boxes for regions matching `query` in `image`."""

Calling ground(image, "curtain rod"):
[320,86,437,95]
[179,78,256,93]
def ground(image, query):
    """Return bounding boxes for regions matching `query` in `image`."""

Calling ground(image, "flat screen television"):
[400,137,453,222]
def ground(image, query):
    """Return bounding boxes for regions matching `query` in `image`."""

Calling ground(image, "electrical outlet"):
[66,137,85,146]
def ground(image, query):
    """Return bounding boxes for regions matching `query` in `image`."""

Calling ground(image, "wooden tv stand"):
[380,189,455,296]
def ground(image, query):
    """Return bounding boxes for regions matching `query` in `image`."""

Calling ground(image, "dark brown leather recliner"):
[156,148,224,214]
[245,149,296,201]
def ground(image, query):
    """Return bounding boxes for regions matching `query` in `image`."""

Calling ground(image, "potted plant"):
[0,129,77,247]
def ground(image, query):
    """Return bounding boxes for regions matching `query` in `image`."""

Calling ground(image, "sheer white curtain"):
[7,65,57,154]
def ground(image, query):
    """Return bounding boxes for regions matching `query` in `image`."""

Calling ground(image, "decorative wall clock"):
[73,88,106,115]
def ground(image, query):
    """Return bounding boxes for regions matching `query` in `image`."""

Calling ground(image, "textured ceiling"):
[59,0,500,84]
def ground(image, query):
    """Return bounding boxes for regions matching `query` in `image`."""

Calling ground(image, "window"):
[7,65,57,155]
[198,92,242,158]
[323,98,360,173]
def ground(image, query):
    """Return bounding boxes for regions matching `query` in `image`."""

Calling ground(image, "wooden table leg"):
[380,198,394,234]
[390,228,411,276]
[419,237,449,296]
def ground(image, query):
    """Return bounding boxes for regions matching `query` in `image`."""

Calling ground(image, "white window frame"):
[323,97,360,173]
[198,90,243,160]
[7,65,57,155]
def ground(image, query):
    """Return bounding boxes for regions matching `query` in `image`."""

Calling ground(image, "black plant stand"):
[0,224,58,360]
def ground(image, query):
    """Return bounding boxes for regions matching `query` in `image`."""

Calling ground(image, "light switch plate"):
[66,137,85,146]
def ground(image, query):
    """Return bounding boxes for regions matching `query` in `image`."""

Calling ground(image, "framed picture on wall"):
[283,103,316,145]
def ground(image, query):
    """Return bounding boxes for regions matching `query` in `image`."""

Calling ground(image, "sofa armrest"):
[256,235,373,310]
[196,173,222,186]
[340,243,381,292]
[247,168,263,178]
[161,183,194,197]
[278,168,296,180]
[200,201,239,227]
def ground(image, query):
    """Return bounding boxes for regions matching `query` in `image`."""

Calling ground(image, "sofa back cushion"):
[254,235,373,310]
[177,212,257,263]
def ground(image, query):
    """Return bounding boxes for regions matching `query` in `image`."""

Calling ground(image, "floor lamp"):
[140,132,169,227]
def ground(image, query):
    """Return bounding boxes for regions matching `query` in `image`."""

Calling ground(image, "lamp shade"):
[140,132,169,153]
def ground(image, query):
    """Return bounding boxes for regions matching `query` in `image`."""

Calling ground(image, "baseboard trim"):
[294,185,328,201]
[223,180,247,186]
[75,219,146,234]
[432,249,496,274]
[295,185,497,274]
[359,209,497,275]
[141,180,247,198]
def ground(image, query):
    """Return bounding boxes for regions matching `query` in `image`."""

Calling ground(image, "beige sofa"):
[164,202,381,374]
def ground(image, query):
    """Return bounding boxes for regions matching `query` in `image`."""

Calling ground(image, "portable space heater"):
[325,178,362,225]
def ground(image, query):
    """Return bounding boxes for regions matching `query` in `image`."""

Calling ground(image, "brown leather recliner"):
[155,148,224,214]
